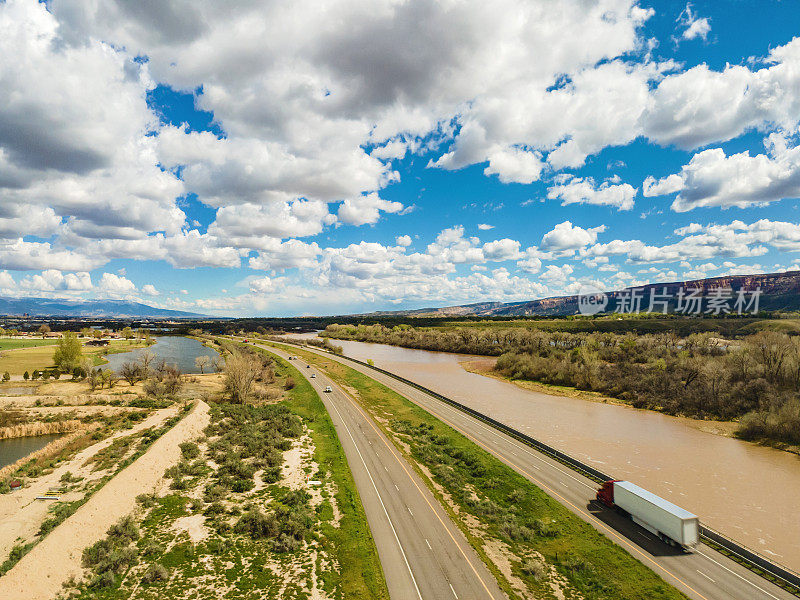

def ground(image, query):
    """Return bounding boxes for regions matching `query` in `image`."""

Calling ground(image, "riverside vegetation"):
[269,342,688,600]
[322,323,800,449]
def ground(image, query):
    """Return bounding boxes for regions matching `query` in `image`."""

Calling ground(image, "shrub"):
[141,563,169,584]
[230,478,255,493]
[2,372,9,381]
[136,493,157,508]
[23,371,29,381]
[235,509,278,539]
[140,540,164,557]
[106,515,140,545]
[521,558,547,581]
[179,441,200,459]
[262,467,281,484]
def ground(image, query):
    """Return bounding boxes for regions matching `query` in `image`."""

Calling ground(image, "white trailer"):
[611,481,699,548]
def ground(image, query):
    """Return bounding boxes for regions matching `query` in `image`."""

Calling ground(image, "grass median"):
[273,352,389,600]
[269,342,688,600]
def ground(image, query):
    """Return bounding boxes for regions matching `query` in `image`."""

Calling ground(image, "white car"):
[310,373,316,378]
[324,386,332,393]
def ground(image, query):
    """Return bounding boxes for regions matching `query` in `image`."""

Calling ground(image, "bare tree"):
[137,350,155,379]
[120,361,143,386]
[223,351,257,403]
[195,355,211,374]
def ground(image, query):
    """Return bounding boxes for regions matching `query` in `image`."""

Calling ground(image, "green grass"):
[277,342,688,600]
[0,339,57,350]
[260,350,390,600]
[0,339,148,375]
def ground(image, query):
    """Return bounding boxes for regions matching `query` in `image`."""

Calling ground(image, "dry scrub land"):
[0,376,209,578]
[53,347,386,600]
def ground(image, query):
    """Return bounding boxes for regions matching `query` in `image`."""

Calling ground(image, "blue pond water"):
[101,336,220,375]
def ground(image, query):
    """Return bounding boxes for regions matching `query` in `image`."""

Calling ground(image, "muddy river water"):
[293,334,800,570]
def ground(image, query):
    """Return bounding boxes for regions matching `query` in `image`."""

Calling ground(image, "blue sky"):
[2,1,800,316]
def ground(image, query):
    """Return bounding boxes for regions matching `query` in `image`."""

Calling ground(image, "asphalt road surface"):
[259,343,506,600]
[270,341,798,600]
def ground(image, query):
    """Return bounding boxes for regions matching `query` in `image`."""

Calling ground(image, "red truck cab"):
[596,480,620,508]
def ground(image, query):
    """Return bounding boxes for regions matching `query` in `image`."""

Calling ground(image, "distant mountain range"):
[373,271,800,317]
[0,297,207,319]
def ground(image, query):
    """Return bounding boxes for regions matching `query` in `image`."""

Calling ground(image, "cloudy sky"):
[2,0,800,316]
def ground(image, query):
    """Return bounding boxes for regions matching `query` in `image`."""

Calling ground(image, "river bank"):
[288,333,800,571]
[461,357,742,439]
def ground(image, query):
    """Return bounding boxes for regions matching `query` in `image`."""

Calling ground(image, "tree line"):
[322,323,800,448]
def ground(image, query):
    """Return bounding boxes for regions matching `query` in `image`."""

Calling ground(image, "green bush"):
[141,563,169,584]
[179,441,200,459]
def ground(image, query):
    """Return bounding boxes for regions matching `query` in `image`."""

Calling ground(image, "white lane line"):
[450,582,459,599]
[426,539,432,550]
[325,387,424,600]
[695,549,782,600]
[395,484,400,491]
[359,361,597,492]
[408,507,414,516]
[696,570,715,583]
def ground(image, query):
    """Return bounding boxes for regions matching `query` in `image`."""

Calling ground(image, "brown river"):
[292,334,800,571]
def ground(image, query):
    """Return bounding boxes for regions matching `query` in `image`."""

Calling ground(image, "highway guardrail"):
[262,337,800,595]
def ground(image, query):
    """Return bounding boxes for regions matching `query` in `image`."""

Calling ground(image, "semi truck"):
[596,480,699,549]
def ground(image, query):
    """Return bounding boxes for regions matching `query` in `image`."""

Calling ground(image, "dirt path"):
[0,406,178,560]
[0,400,210,600]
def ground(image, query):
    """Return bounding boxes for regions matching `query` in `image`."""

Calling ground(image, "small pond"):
[0,433,62,469]
[101,336,221,375]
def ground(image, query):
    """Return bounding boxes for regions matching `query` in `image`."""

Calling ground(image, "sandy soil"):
[0,400,210,600]
[0,406,178,562]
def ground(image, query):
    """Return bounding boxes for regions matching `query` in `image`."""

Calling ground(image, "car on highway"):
[310,373,316,378]
[324,386,332,392]
[306,365,311,368]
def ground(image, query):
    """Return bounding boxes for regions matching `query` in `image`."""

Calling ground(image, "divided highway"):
[259,344,505,600]
[273,341,798,600]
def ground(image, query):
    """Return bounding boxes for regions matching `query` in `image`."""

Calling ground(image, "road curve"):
[259,344,506,600]
[273,342,798,600]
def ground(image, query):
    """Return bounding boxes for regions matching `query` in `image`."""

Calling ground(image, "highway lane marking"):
[351,366,714,600]
[336,385,501,600]
[408,507,414,516]
[263,345,424,600]
[353,361,598,493]
[308,351,787,600]
[395,484,400,491]
[426,539,432,550]
[450,582,459,599]
[264,341,763,600]
[697,570,715,583]
[695,549,782,600]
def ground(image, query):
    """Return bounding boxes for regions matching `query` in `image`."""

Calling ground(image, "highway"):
[259,344,506,600]
[271,341,798,600]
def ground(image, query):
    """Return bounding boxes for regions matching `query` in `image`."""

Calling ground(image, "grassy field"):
[0,339,57,351]
[0,339,147,375]
[276,342,687,600]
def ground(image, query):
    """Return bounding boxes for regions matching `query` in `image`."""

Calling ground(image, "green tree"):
[121,327,135,340]
[53,332,84,372]
[2,372,9,381]
[23,371,29,381]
